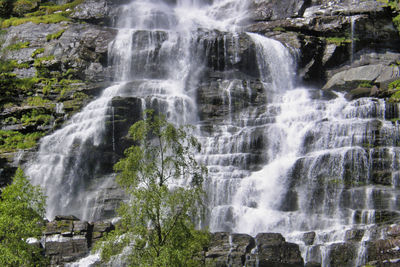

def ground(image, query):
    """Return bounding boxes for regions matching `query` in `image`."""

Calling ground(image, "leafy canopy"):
[0,168,46,266]
[97,110,209,266]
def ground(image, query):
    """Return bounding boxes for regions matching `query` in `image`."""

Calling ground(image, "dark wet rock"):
[44,217,113,266]
[250,0,311,22]
[1,22,117,82]
[303,232,316,245]
[54,215,80,221]
[305,262,321,267]
[205,232,302,267]
[328,242,358,267]
[248,0,400,87]
[345,229,365,241]
[71,0,118,25]
[256,233,304,267]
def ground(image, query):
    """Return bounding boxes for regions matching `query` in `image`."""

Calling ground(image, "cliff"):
[1,0,400,266]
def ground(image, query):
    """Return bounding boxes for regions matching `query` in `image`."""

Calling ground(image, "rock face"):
[0,6,117,186]
[43,216,114,266]
[42,221,304,267]
[248,0,400,93]
[1,0,400,266]
[205,232,303,267]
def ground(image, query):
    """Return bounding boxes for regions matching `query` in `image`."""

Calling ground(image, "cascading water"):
[24,0,400,266]
[26,0,251,220]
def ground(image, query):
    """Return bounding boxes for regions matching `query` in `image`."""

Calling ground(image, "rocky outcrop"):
[43,216,114,266]
[205,232,303,267]
[0,9,118,183]
[42,220,304,267]
[248,0,400,93]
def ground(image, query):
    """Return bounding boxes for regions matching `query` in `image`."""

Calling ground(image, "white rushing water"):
[25,0,400,266]
[26,0,252,220]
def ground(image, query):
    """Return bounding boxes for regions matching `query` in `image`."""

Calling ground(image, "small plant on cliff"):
[96,110,209,266]
[0,168,46,266]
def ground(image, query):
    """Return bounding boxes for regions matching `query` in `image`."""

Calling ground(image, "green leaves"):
[0,168,46,266]
[99,110,209,266]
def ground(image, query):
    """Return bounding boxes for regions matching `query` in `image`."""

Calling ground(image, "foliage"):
[0,168,46,266]
[96,110,209,266]
[46,29,65,41]
[0,130,44,152]
[21,108,52,126]
[24,96,52,107]
[389,79,400,90]
[0,59,29,72]
[378,0,400,33]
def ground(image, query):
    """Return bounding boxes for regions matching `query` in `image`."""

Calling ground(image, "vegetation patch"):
[0,130,44,153]
[1,0,85,28]
[378,0,400,33]
[24,96,53,107]
[1,13,71,28]
[358,81,374,88]
[389,78,400,90]
[389,90,400,102]
[46,29,65,41]
[324,37,352,46]
[0,59,29,72]
[273,27,285,32]
[31,47,44,58]
[5,41,30,50]
[21,109,52,126]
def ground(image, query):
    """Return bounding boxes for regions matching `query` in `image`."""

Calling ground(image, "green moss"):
[358,81,374,88]
[24,96,53,107]
[34,55,55,78]
[3,117,17,125]
[389,90,400,102]
[0,130,44,153]
[16,77,41,91]
[1,12,70,28]
[393,13,400,34]
[21,109,52,126]
[5,41,30,50]
[31,47,44,58]
[73,91,88,100]
[273,27,285,32]
[0,60,27,72]
[46,29,65,41]
[3,103,15,109]
[389,79,400,90]
[325,37,352,46]
[33,55,55,67]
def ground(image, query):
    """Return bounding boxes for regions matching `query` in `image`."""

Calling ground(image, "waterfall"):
[26,0,252,221]
[350,16,357,63]
[24,0,400,265]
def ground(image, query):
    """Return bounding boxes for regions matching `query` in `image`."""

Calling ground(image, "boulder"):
[71,0,119,25]
[256,233,304,267]
[44,218,114,266]
[323,65,387,91]
[303,231,316,245]
[328,242,358,267]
